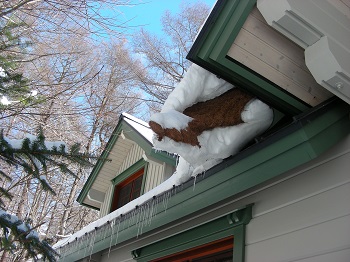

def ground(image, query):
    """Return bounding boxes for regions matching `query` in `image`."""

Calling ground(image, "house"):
[55,0,350,261]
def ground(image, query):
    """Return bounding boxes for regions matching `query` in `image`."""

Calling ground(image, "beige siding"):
[99,184,114,218]
[227,7,333,106]
[117,143,144,175]
[144,161,164,193]
[98,144,171,217]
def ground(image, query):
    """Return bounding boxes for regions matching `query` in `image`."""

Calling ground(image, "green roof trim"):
[187,0,310,115]
[59,98,350,262]
[132,204,253,262]
[111,159,146,185]
[76,115,176,206]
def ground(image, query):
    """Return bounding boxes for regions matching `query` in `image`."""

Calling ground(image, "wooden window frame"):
[110,159,147,212]
[151,237,233,262]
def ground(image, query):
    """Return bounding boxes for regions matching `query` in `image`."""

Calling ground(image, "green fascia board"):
[111,159,146,185]
[77,116,176,205]
[60,99,350,262]
[76,120,122,205]
[187,0,310,115]
[133,205,253,262]
[119,121,176,166]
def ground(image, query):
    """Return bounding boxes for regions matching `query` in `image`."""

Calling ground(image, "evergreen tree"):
[0,129,92,261]
[0,15,93,262]
[0,19,31,107]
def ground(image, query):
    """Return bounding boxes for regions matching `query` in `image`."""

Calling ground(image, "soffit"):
[187,0,311,115]
[257,0,350,105]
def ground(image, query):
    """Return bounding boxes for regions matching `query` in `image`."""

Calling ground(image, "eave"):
[58,98,350,261]
[187,0,333,115]
[257,0,350,105]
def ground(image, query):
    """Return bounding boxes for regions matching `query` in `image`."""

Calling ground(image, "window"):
[110,165,145,212]
[151,237,233,262]
[132,205,253,262]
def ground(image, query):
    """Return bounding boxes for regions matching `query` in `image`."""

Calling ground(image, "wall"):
[245,136,350,262]
[99,143,170,218]
[95,134,350,262]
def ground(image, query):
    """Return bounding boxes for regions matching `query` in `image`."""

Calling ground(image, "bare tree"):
[132,1,211,112]
[0,1,147,261]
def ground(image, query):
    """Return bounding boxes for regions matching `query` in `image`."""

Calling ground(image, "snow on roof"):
[122,113,154,144]
[150,63,273,177]
[54,64,272,252]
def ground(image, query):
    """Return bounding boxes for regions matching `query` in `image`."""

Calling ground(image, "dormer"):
[77,113,176,218]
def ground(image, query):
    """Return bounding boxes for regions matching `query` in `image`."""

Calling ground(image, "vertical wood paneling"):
[144,161,164,193]
[118,144,144,175]
[99,184,114,218]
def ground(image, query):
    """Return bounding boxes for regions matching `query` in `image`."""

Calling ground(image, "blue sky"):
[118,0,216,36]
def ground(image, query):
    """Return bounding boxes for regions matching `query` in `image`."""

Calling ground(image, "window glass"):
[111,168,144,212]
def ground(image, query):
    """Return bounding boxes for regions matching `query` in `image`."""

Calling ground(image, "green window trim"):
[132,204,253,262]
[187,0,309,115]
[109,159,148,212]
[112,159,147,185]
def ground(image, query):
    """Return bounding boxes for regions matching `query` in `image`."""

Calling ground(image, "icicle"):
[162,190,171,212]
[148,197,157,226]
[83,233,90,258]
[193,175,197,191]
[114,218,121,246]
[139,202,148,236]
[108,219,116,258]
[144,201,151,228]
[136,205,144,237]
[88,229,97,260]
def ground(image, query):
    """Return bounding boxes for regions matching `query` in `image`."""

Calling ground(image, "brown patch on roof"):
[149,88,253,147]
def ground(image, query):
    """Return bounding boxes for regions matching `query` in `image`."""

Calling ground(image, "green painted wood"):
[149,149,177,166]
[232,224,246,262]
[60,100,350,262]
[187,0,310,115]
[133,205,253,262]
[111,159,146,185]
[76,122,122,205]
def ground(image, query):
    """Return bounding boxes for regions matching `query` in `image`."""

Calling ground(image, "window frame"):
[151,237,233,262]
[110,159,147,212]
[132,204,253,262]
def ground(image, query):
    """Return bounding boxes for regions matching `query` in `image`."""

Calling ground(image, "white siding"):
[245,138,350,262]
[98,144,172,218]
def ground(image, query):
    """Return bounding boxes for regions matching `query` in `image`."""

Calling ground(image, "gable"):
[77,114,176,210]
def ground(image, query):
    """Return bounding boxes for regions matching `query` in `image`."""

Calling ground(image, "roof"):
[77,113,176,209]
[122,113,153,143]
